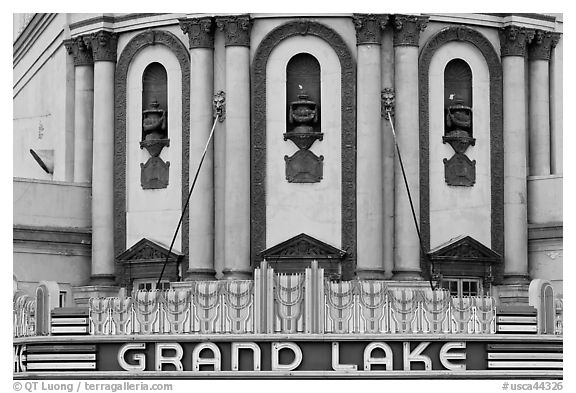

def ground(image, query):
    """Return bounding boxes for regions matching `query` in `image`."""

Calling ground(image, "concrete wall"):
[527,175,562,296]
[265,35,342,248]
[528,175,562,224]
[529,232,562,296]
[13,178,91,228]
[13,250,91,304]
[428,41,492,249]
[13,17,73,181]
[125,45,183,251]
[13,178,92,302]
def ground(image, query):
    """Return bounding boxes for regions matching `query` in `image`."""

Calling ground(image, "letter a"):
[363,342,393,371]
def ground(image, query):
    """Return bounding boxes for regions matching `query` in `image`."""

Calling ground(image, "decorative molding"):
[528,30,562,61]
[116,238,182,287]
[13,225,91,256]
[381,88,395,119]
[443,153,476,186]
[179,17,215,49]
[481,13,557,23]
[353,13,389,45]
[216,15,251,47]
[499,26,535,57]
[114,29,190,279]
[213,91,226,121]
[392,14,429,47]
[260,233,349,278]
[527,223,563,241]
[251,20,357,270]
[140,156,170,189]
[63,36,93,66]
[68,14,166,31]
[284,149,324,183]
[428,235,501,262]
[419,26,504,283]
[428,235,501,282]
[116,238,182,262]
[261,233,346,260]
[84,30,118,62]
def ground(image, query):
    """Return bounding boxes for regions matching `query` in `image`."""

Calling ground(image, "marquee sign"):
[14,336,562,378]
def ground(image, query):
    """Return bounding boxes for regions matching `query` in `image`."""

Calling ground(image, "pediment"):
[260,233,346,260]
[428,235,501,263]
[116,238,182,262]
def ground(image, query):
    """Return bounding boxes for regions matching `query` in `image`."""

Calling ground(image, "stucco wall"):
[528,175,562,224]
[13,178,91,228]
[529,237,562,296]
[13,44,72,181]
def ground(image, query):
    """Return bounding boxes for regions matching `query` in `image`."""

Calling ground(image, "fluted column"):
[180,17,217,281]
[528,30,560,176]
[216,15,252,280]
[500,26,534,284]
[391,15,428,280]
[84,31,118,284]
[353,14,388,279]
[64,37,93,183]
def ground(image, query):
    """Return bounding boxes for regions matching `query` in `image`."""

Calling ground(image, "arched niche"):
[251,20,356,270]
[114,30,190,282]
[419,26,503,282]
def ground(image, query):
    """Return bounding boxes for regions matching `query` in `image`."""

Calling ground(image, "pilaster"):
[180,17,217,281]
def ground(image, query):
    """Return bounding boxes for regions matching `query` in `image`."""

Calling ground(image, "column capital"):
[353,13,389,45]
[528,30,562,61]
[64,36,93,66]
[179,17,215,49]
[216,14,251,47]
[499,26,535,58]
[391,14,428,47]
[84,30,118,62]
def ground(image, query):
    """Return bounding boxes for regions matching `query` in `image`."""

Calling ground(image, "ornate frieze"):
[353,13,389,45]
[499,26,535,57]
[84,30,118,62]
[64,36,93,66]
[179,17,215,49]
[528,30,561,61]
[216,15,251,47]
[391,14,428,47]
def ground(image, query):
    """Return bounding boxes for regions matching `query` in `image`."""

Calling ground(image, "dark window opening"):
[440,277,484,297]
[142,62,168,140]
[286,53,321,132]
[444,59,473,137]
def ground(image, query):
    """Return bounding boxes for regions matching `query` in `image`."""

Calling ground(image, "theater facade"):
[13,13,563,379]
